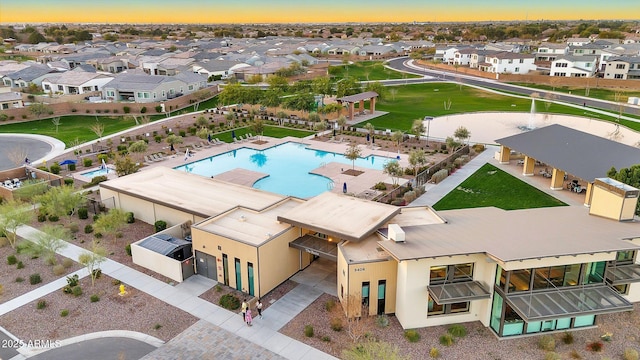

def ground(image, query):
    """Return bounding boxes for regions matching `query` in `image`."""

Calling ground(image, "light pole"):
[424,116,433,147]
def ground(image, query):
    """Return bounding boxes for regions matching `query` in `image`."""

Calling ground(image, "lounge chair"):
[193,142,203,149]
[214,138,223,145]
[233,137,241,144]
[247,133,254,140]
[144,155,155,164]
[201,141,212,148]
[154,153,167,161]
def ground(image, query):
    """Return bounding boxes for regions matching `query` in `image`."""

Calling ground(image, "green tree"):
[29,224,69,265]
[261,89,283,109]
[13,179,50,207]
[364,123,375,143]
[128,140,148,164]
[29,102,51,119]
[408,149,427,176]
[275,110,288,126]
[391,131,404,154]
[266,75,289,92]
[195,116,208,129]
[0,199,34,249]
[411,119,425,143]
[337,115,348,133]
[336,77,361,98]
[454,126,471,145]
[383,160,403,186]
[192,89,211,112]
[27,31,46,44]
[344,143,362,170]
[93,208,128,244]
[364,82,387,102]
[37,185,84,225]
[114,155,139,176]
[446,136,461,153]
[312,76,333,104]
[165,134,183,151]
[250,118,265,140]
[607,164,640,214]
[78,242,107,286]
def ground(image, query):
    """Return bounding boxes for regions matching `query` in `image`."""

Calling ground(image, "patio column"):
[584,182,594,207]
[369,96,376,114]
[498,146,510,164]
[550,168,565,190]
[522,156,535,176]
[348,102,355,120]
[359,100,364,114]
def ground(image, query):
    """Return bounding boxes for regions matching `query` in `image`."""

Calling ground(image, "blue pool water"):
[174,142,391,198]
[81,167,111,178]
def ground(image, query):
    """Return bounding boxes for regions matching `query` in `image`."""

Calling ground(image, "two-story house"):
[480,52,537,74]
[603,56,640,80]
[550,56,598,77]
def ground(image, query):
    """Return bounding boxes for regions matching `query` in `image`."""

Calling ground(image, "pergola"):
[336,91,379,120]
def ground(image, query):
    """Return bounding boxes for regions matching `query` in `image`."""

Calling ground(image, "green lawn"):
[213,125,313,143]
[330,61,421,81]
[364,83,640,132]
[509,83,640,103]
[432,163,567,211]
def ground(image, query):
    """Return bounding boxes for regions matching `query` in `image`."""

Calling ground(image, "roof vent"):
[388,224,405,243]
[239,215,246,222]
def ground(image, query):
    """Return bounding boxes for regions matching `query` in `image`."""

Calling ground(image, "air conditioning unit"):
[388,224,405,243]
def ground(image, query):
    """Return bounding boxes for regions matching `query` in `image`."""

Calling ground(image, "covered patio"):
[336,91,379,121]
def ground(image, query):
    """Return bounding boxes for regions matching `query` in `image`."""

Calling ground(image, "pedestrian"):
[241,299,247,322]
[245,308,253,326]
[256,299,263,318]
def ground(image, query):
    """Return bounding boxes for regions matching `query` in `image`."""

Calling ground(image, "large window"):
[428,263,474,316]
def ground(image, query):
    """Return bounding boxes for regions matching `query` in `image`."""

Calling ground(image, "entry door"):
[222,254,229,286]
[235,258,242,291]
[362,282,370,316]
[377,280,386,315]
[195,251,217,280]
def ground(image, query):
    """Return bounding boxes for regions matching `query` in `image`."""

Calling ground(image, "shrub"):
[140,106,147,113]
[111,279,121,286]
[52,264,65,275]
[16,261,24,269]
[321,336,330,342]
[562,331,574,344]
[92,269,102,280]
[68,223,79,233]
[447,324,467,338]
[123,212,135,224]
[64,178,74,186]
[7,254,17,265]
[429,347,440,358]
[72,285,83,297]
[36,300,47,309]
[154,220,167,232]
[125,244,132,256]
[179,130,187,137]
[586,341,603,352]
[49,163,61,174]
[90,294,100,302]
[84,224,93,234]
[66,274,79,287]
[155,105,163,113]
[539,335,556,351]
[30,273,42,285]
[544,352,561,360]
[154,135,162,143]
[219,294,240,310]
[330,317,343,331]
[15,277,24,283]
[373,182,387,191]
[569,349,581,359]
[404,329,420,343]
[624,348,639,360]
[94,232,102,239]
[60,309,69,317]
[95,109,101,114]
[37,213,47,222]
[376,314,389,328]
[304,325,314,337]
[153,323,162,330]
[324,299,335,311]
[123,106,131,113]
[48,214,59,222]
[83,158,93,167]
[62,258,73,268]
[439,333,453,346]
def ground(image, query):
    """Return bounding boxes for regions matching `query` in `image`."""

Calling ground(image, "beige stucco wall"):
[346,259,398,317]
[131,242,184,282]
[258,227,312,298]
[621,197,637,221]
[395,254,496,330]
[590,185,625,221]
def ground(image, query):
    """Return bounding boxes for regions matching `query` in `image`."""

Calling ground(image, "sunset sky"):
[0,0,637,24]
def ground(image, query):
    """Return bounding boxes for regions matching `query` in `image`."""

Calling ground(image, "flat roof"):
[100,166,285,219]
[340,233,394,264]
[495,124,640,182]
[277,192,400,242]
[194,198,302,247]
[336,91,379,103]
[378,206,640,263]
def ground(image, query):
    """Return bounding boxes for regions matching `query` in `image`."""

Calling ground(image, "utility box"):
[388,224,405,243]
[589,178,639,221]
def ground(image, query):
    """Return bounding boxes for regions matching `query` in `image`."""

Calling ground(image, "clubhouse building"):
[100,125,640,338]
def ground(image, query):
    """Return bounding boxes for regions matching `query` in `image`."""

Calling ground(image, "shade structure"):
[59,159,77,166]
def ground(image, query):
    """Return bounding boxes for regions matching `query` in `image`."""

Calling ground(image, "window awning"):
[506,285,633,322]
[606,264,640,286]
[427,281,491,304]
[289,234,338,261]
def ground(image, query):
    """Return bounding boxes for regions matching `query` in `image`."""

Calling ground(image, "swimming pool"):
[80,167,111,178]
[174,142,390,198]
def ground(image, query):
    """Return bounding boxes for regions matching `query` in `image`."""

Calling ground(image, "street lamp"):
[424,116,433,147]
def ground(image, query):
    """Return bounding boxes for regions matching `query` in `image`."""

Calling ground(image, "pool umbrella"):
[366,133,370,142]
[207,133,212,143]
[232,130,236,139]
[101,158,108,173]
[343,182,347,193]
[59,159,77,166]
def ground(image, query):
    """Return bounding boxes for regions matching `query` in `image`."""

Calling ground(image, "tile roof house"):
[101,71,207,103]
[1,64,57,88]
[41,68,114,95]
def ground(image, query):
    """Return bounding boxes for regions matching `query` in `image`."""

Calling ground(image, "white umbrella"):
[101,158,108,173]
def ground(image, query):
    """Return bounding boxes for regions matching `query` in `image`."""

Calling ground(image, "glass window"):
[429,266,447,283]
[616,251,635,263]
[496,266,506,288]
[573,314,595,327]
[453,263,473,281]
[450,302,469,313]
[502,303,524,336]
[428,294,444,315]
[613,284,629,294]
[563,264,581,286]
[490,292,503,334]
[556,317,571,330]
[508,269,531,292]
[585,261,606,284]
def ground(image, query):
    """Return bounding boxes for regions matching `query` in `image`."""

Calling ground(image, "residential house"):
[550,56,598,77]
[535,43,569,62]
[1,64,57,88]
[101,72,187,103]
[603,56,640,80]
[480,52,537,74]
[0,90,24,109]
[566,37,591,47]
[41,68,114,95]
[453,48,477,66]
[357,44,397,58]
[192,60,247,80]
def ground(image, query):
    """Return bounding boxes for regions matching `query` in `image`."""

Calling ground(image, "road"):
[384,57,639,116]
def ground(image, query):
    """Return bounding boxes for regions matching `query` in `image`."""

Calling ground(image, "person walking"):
[245,308,253,326]
[256,299,263,318]
[241,299,247,322]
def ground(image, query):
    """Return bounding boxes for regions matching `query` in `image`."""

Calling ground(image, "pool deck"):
[73,165,118,183]
[137,136,408,198]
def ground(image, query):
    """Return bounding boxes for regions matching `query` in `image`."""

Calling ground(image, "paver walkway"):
[6,225,338,360]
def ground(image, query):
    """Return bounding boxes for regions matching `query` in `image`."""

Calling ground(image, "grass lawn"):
[363,83,639,132]
[432,163,567,211]
[509,83,640,102]
[213,125,314,143]
[329,61,421,81]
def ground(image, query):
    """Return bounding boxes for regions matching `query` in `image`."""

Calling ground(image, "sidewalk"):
[8,225,337,360]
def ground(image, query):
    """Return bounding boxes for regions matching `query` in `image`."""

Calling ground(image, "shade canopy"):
[59,159,77,165]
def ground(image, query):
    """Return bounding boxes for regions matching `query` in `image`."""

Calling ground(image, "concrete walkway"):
[6,225,337,360]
